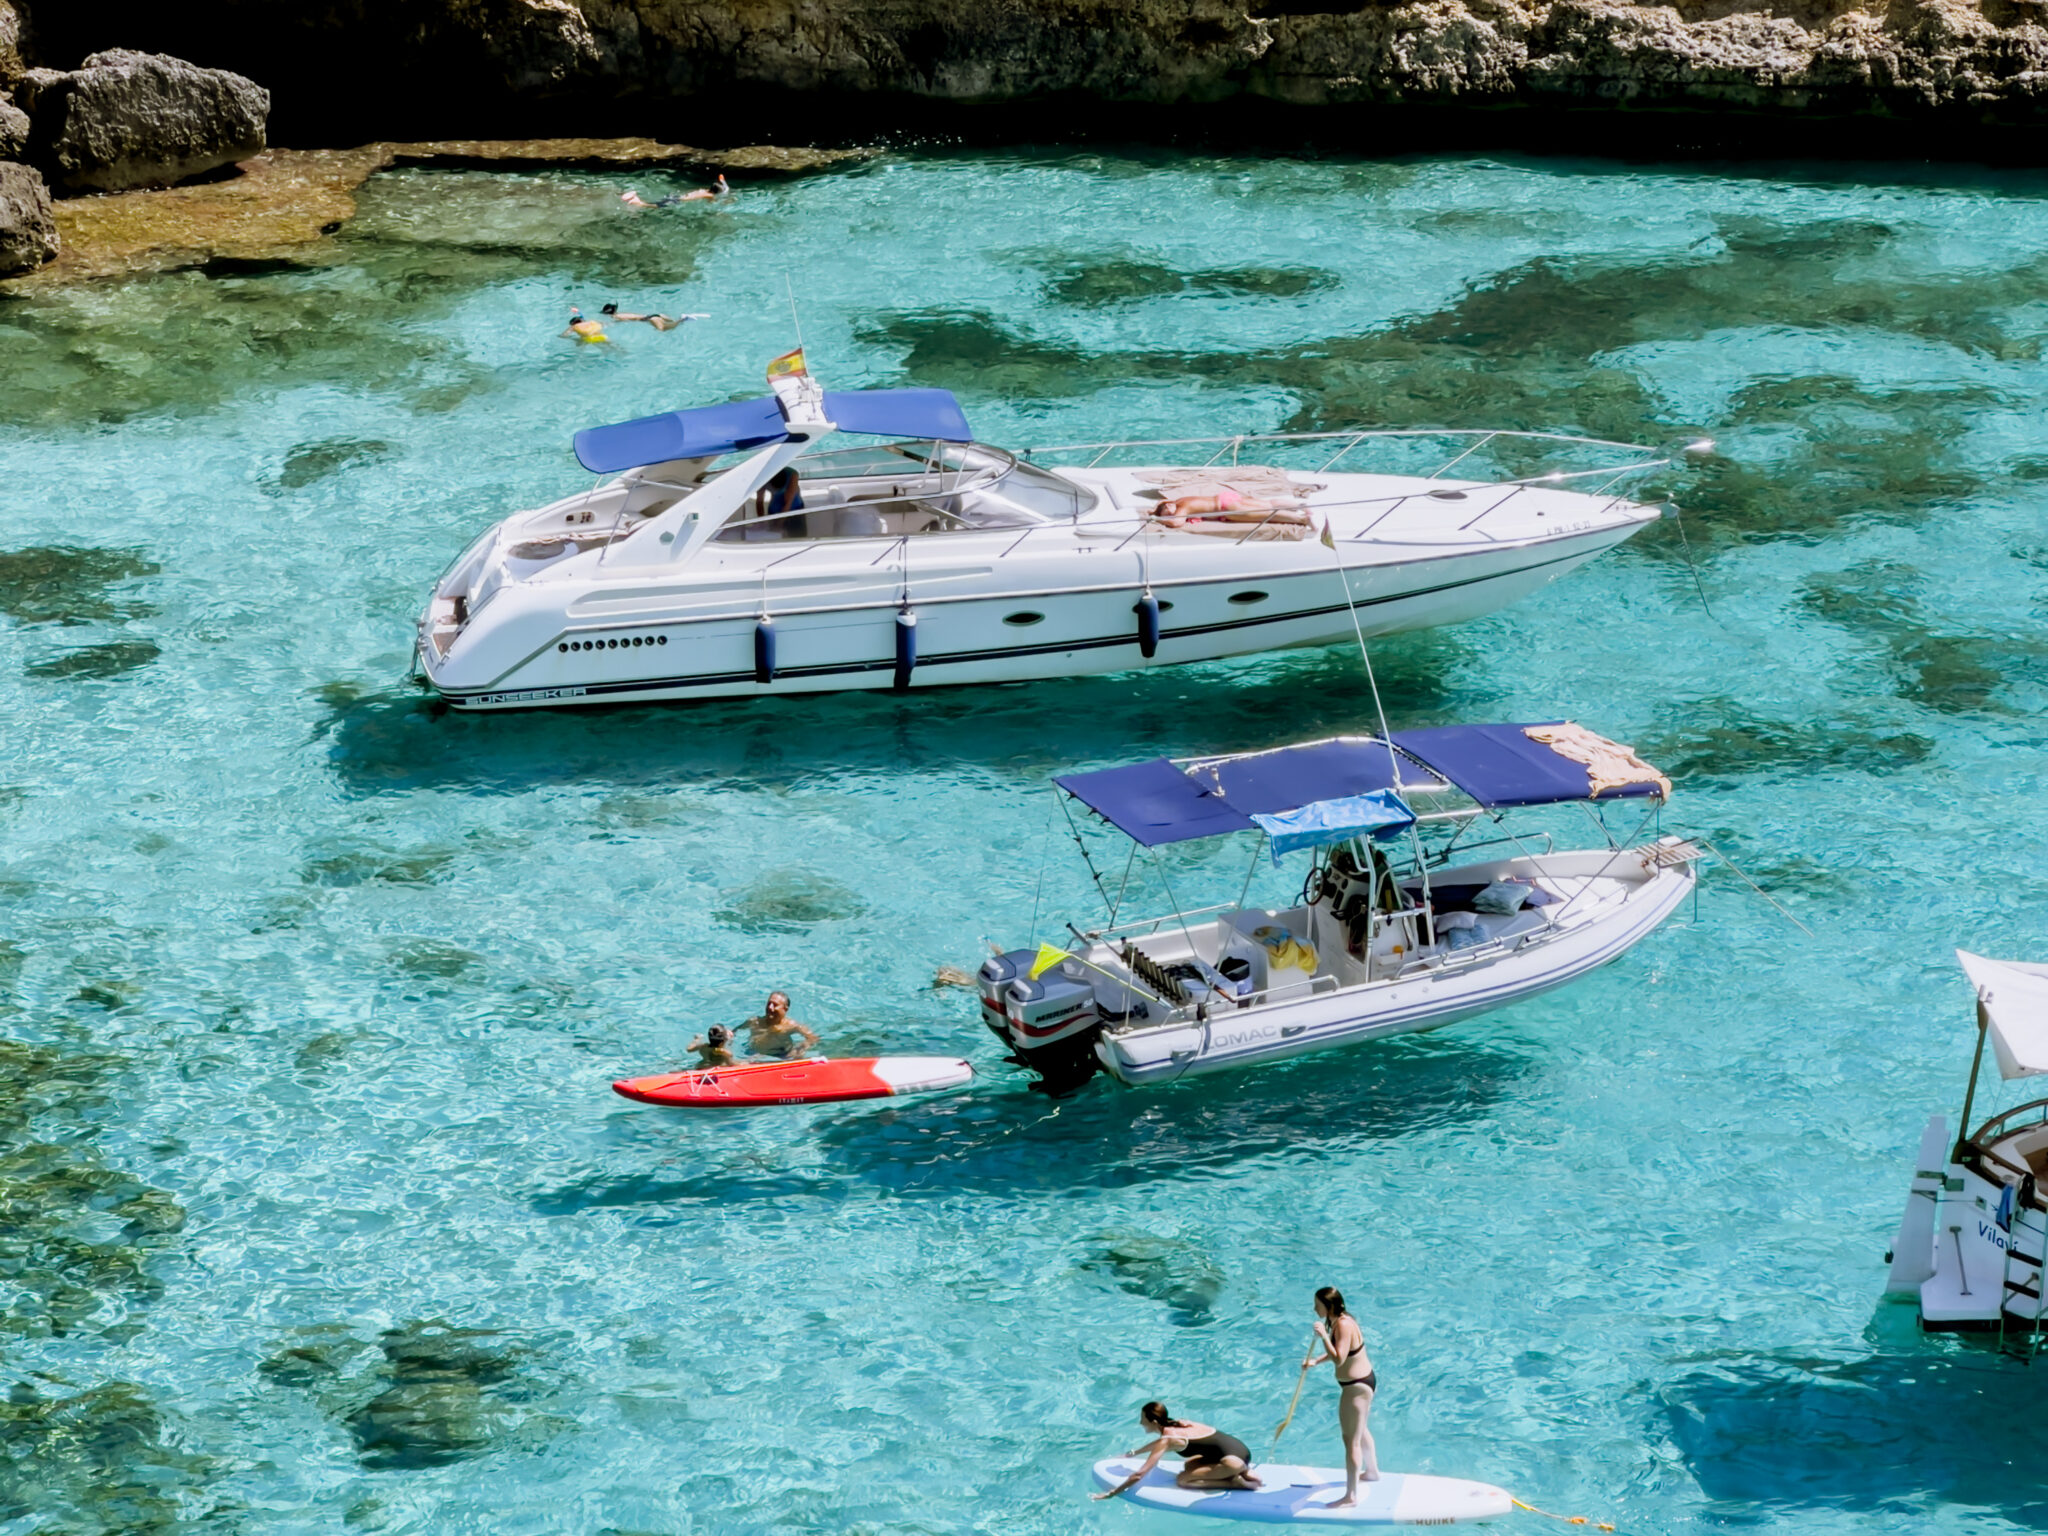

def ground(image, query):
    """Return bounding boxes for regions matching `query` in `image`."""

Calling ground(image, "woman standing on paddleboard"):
[1094,1402,1262,1499]
[1305,1286,1380,1506]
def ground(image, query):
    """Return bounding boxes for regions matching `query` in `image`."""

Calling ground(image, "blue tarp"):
[1253,790,1416,861]
[572,388,973,474]
[1392,722,1666,808]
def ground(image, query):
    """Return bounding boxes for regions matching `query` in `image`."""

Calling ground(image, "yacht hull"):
[423,519,1640,711]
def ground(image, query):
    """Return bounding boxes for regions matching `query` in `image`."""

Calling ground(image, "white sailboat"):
[975,722,1700,1089]
[1885,951,2048,1355]
[414,352,1692,711]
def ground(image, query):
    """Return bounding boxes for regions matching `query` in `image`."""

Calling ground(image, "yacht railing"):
[1023,427,1706,480]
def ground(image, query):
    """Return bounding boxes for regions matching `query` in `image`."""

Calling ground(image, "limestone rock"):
[27,0,2048,133]
[0,91,25,160]
[29,49,268,194]
[0,158,57,275]
[0,2,26,88]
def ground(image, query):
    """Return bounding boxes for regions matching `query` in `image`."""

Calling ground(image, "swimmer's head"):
[707,1025,731,1046]
[601,302,619,316]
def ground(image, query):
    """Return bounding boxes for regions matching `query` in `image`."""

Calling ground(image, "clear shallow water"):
[2,148,2047,1533]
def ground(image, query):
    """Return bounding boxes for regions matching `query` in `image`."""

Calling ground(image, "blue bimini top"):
[1389,722,1669,809]
[1054,737,1441,848]
[1055,725,1670,846]
[572,388,973,474]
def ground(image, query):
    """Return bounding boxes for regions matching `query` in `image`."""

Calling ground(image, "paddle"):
[1273,1333,1317,1446]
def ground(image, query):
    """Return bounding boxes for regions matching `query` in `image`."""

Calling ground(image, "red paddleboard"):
[612,1055,974,1108]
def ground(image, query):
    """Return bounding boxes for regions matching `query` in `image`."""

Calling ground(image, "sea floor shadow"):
[813,1030,1534,1200]
[1659,1348,2048,1520]
[527,1033,1531,1219]
[321,634,1487,796]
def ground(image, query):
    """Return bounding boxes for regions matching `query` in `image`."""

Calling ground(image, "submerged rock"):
[714,868,866,933]
[1079,1230,1225,1323]
[0,158,54,275]
[28,49,268,194]
[0,546,157,625]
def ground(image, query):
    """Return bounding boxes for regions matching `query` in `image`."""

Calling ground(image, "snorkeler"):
[600,302,711,333]
[620,175,730,209]
[562,306,609,344]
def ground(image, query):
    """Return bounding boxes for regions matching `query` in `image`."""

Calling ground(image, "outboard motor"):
[976,949,1036,1047]
[1004,959,1107,1091]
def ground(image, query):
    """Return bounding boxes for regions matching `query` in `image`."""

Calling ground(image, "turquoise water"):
[3,148,2047,1533]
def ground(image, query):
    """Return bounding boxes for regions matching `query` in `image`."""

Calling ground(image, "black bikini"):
[1179,1430,1252,1468]
[1335,1324,1376,1394]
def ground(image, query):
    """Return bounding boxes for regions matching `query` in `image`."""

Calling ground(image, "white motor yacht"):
[1885,951,2048,1356]
[974,721,1701,1089]
[414,355,1689,710]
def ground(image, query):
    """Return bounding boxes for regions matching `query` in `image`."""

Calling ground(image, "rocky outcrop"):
[0,157,56,274]
[1,136,867,286]
[0,2,26,87]
[19,0,2048,144]
[0,91,25,159]
[24,49,266,193]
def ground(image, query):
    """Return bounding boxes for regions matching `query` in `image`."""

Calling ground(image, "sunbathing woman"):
[1150,489,1312,537]
[1094,1401,1263,1499]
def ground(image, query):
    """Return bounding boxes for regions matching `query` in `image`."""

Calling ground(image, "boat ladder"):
[1642,838,1705,869]
[1995,1199,2048,1363]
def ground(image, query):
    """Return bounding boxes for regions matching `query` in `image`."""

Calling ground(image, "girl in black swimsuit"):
[1093,1401,1264,1499]
[1306,1285,1381,1505]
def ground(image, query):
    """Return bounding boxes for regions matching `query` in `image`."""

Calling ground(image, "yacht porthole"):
[1228,590,1269,605]
[1004,611,1045,627]
[558,643,568,653]
[657,635,667,645]
[1428,488,1468,500]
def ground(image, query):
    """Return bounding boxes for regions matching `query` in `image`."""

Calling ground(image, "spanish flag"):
[1026,942,1071,981]
[766,347,808,381]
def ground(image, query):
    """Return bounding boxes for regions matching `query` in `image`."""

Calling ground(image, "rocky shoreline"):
[9,0,2048,280]
[2,138,865,287]
[16,0,2048,145]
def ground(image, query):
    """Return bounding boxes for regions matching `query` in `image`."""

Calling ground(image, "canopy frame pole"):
[1107,842,1139,929]
[1235,836,1265,916]
[1058,792,1117,918]
[1955,996,1991,1163]
[1144,843,1205,964]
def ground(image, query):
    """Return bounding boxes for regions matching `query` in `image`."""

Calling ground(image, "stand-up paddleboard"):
[613,1056,973,1108]
[1091,1459,1513,1524]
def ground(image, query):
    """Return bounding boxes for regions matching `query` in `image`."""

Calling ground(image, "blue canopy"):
[572,388,973,474]
[1056,737,1443,848]
[1392,722,1668,808]
[1054,758,1256,847]
[1253,790,1416,861]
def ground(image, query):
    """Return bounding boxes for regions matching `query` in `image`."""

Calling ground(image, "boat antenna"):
[784,272,806,352]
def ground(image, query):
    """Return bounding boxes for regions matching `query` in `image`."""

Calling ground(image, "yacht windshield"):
[714,438,1094,543]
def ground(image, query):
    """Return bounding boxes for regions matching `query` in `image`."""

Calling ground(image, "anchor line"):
[1512,1496,1618,1532]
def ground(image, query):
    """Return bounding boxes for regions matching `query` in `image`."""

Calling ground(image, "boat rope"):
[1666,499,1719,627]
[1511,1496,1616,1531]
[1688,836,1815,939]
[1029,789,1058,939]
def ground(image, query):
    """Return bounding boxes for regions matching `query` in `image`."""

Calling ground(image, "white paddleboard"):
[1092,1458,1513,1524]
